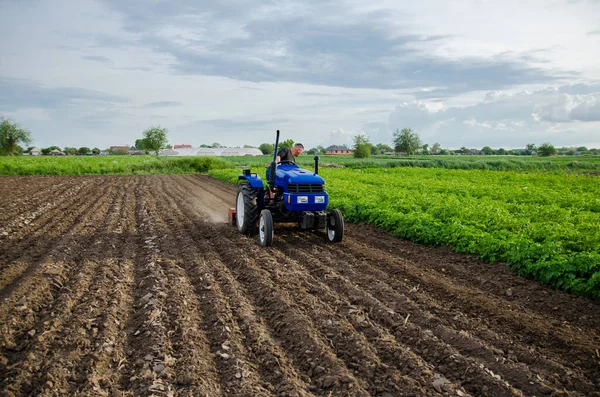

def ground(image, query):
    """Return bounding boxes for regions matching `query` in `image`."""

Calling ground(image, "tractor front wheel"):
[258,209,274,247]
[236,182,258,235]
[326,209,344,243]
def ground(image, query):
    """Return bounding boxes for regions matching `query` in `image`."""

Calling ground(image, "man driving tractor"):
[276,143,304,163]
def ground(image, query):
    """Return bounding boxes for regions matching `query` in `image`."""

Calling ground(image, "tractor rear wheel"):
[236,182,258,235]
[258,209,274,247]
[326,209,344,243]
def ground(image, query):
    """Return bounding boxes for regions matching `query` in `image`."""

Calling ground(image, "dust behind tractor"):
[229,130,344,246]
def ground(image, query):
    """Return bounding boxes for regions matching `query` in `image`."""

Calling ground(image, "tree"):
[0,118,32,156]
[279,139,294,150]
[525,143,536,155]
[316,145,327,155]
[63,147,77,156]
[481,146,494,155]
[134,139,148,150]
[78,147,91,155]
[92,147,100,155]
[41,146,60,155]
[421,143,429,155]
[537,142,557,157]
[439,149,450,155]
[143,126,169,156]
[497,148,506,155]
[258,143,274,155]
[353,134,372,158]
[393,128,421,155]
[430,142,441,155]
[211,142,224,148]
[376,143,393,154]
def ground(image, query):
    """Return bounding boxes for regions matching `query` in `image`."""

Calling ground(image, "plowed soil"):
[0,174,598,397]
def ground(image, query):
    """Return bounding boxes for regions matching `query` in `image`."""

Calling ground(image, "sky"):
[1,0,599,150]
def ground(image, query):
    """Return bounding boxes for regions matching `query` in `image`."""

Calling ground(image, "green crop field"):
[210,166,600,299]
[222,154,600,172]
[0,155,230,175]
[2,154,600,176]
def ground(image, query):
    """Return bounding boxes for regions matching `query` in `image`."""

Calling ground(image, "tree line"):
[2,117,598,158]
[348,128,599,158]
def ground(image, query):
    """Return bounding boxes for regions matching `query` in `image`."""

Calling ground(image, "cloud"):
[463,118,492,128]
[388,83,600,147]
[0,77,131,111]
[99,0,566,93]
[532,90,600,123]
[143,101,183,108]
[177,117,291,132]
[81,55,111,63]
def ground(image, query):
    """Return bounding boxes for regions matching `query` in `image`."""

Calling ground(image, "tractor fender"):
[238,174,265,209]
[238,174,264,190]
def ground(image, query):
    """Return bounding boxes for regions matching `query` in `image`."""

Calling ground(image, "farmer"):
[276,143,304,164]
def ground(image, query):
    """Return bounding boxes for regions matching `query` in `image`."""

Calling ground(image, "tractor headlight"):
[315,196,325,203]
[297,196,308,203]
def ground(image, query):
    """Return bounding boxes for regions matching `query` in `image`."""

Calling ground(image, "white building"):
[159,147,263,157]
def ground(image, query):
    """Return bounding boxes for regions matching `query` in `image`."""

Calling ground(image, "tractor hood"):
[275,164,325,185]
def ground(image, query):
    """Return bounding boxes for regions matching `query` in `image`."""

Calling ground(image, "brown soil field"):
[0,174,599,397]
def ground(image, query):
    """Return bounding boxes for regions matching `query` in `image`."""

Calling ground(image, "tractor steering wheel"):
[277,160,295,165]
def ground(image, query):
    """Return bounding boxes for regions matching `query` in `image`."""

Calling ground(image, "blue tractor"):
[233,130,344,246]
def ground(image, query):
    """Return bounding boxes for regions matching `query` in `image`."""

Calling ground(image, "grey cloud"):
[559,82,600,95]
[535,93,600,122]
[179,117,290,131]
[78,109,131,127]
[0,77,131,111]
[119,66,153,72]
[238,86,265,91]
[144,101,183,108]
[81,55,111,63]
[100,0,566,93]
[570,95,600,121]
[297,92,347,98]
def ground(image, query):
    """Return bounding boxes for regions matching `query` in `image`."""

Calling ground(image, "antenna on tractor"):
[269,130,280,185]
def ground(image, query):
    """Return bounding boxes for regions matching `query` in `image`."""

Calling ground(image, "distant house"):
[110,145,129,154]
[326,145,352,155]
[174,144,192,149]
[50,149,65,156]
[29,147,41,156]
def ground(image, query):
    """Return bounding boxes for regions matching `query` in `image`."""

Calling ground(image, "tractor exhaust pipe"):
[269,130,280,185]
[314,155,319,175]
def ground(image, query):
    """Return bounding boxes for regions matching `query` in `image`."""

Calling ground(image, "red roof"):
[174,144,192,149]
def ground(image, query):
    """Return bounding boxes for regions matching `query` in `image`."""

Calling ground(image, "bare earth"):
[0,174,598,397]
